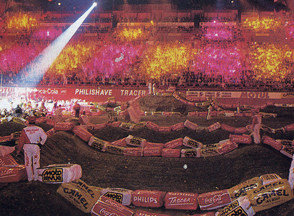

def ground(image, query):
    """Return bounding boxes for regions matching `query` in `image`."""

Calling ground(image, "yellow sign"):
[42,168,63,183]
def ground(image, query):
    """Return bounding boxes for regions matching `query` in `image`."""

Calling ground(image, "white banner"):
[186,91,282,99]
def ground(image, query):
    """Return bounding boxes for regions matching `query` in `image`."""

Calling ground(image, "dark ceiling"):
[3,0,291,12]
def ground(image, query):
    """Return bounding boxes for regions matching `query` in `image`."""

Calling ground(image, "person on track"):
[16,116,47,182]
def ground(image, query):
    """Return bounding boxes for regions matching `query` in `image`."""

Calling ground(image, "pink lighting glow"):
[82,43,145,79]
[204,28,233,40]
[192,44,247,82]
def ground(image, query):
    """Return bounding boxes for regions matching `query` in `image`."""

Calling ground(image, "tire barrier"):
[92,196,134,216]
[0,154,27,183]
[124,148,143,157]
[110,138,127,147]
[229,134,252,145]
[37,164,82,184]
[247,179,293,213]
[3,113,294,160]
[164,138,183,149]
[183,136,203,149]
[261,136,294,159]
[217,140,238,155]
[0,133,17,151]
[104,144,125,155]
[88,136,110,152]
[164,192,199,210]
[101,188,133,206]
[184,120,198,131]
[54,122,76,131]
[2,115,294,160]
[145,141,164,149]
[126,135,146,148]
[143,147,162,157]
[71,172,294,215]
[68,117,294,214]
[198,189,231,211]
[289,159,294,190]
[207,122,221,132]
[262,136,283,151]
[0,145,15,157]
[161,148,181,158]
[215,196,255,216]
[169,92,290,117]
[228,177,263,201]
[191,213,215,216]
[57,179,103,213]
[0,165,27,183]
[181,148,201,158]
[93,123,108,130]
[259,173,282,185]
[134,210,171,216]
[132,190,166,208]
[73,126,93,142]
[2,115,294,215]
[0,154,18,166]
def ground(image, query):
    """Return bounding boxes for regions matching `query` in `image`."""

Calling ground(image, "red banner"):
[27,87,148,102]
[2,87,294,106]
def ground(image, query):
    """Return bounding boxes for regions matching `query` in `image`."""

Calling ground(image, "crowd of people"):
[0,99,47,119]
[0,97,84,123]
[0,11,293,91]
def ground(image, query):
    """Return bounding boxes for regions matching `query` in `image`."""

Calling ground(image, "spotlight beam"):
[17,3,97,86]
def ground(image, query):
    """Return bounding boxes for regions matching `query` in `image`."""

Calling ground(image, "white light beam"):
[17,3,97,86]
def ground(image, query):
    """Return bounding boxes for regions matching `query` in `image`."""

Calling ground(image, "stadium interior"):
[0,0,293,92]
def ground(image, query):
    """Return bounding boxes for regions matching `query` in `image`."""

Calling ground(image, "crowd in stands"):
[242,17,284,33]
[0,11,294,92]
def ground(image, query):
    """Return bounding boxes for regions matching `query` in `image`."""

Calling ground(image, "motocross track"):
[0,95,294,216]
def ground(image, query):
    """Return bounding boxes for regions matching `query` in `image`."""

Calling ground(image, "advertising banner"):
[186,91,282,100]
[1,87,148,103]
[2,87,294,105]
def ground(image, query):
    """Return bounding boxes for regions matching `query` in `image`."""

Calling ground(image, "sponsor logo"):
[75,89,113,96]
[99,207,119,216]
[124,148,142,156]
[0,87,14,94]
[204,194,223,204]
[240,92,269,99]
[234,183,259,198]
[106,145,124,154]
[201,148,218,155]
[129,137,143,146]
[256,189,289,205]
[187,139,201,148]
[227,206,247,216]
[282,147,294,155]
[92,140,105,151]
[104,192,123,203]
[42,168,63,182]
[253,181,284,193]
[184,149,198,158]
[63,188,89,209]
[133,196,158,204]
[72,179,96,198]
[120,89,146,97]
[37,88,66,95]
[282,92,294,98]
[218,200,239,216]
[167,196,192,205]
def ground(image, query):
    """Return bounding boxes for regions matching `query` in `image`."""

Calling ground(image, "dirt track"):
[1,97,294,216]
